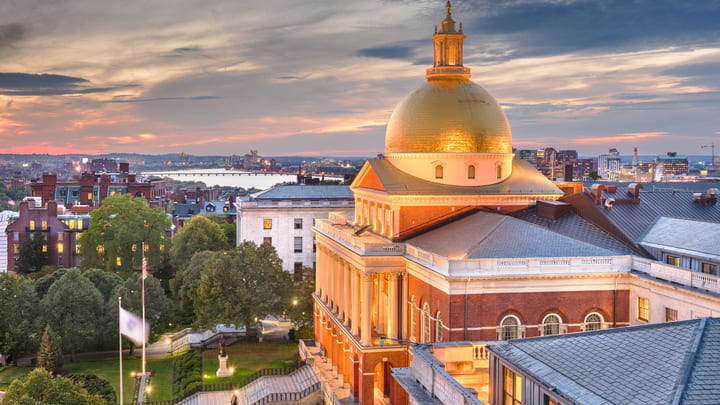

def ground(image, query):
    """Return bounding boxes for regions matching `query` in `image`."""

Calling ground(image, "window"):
[57,233,63,242]
[410,297,416,340]
[448,44,457,65]
[97,245,104,254]
[13,232,18,241]
[666,255,681,266]
[497,164,503,179]
[702,262,718,275]
[467,165,475,179]
[637,297,649,322]
[542,314,562,336]
[263,219,272,230]
[503,367,522,405]
[57,242,63,253]
[14,245,19,254]
[294,262,303,273]
[76,244,80,254]
[42,244,47,253]
[294,218,303,230]
[666,307,678,322]
[263,237,272,246]
[42,220,47,230]
[87,192,93,200]
[435,165,443,179]
[584,313,603,331]
[29,220,35,231]
[500,316,519,340]
[544,395,559,405]
[68,220,75,230]
[294,237,303,253]
[435,311,442,342]
[77,220,83,231]
[421,303,431,343]
[116,257,122,266]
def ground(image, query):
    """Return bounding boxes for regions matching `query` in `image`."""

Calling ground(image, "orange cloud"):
[6,143,97,154]
[109,133,159,144]
[514,132,668,147]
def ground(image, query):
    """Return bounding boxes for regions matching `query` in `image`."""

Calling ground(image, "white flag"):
[119,306,148,345]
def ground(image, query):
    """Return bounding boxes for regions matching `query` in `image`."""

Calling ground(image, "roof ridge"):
[464,213,507,256]
[671,317,709,405]
[502,214,618,255]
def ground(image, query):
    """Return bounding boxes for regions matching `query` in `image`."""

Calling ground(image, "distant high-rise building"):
[598,148,622,180]
[517,150,538,165]
[655,152,689,177]
[89,158,118,173]
[575,158,597,179]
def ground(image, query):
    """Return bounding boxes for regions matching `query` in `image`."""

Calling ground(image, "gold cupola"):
[426,1,471,80]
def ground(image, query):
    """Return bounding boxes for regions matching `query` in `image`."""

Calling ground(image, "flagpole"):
[141,242,146,376]
[118,296,124,405]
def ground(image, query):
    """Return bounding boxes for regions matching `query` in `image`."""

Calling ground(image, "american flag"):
[142,256,148,279]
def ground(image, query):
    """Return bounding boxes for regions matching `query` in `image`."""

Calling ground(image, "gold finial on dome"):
[427,1,470,80]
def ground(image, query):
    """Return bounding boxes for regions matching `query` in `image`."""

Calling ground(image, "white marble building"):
[0,211,19,273]
[236,185,353,273]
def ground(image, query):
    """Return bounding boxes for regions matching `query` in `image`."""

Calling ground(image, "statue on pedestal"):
[216,335,233,378]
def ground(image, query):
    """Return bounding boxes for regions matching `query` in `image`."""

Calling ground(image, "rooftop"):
[488,318,720,405]
[641,217,720,261]
[252,185,352,200]
[363,158,562,196]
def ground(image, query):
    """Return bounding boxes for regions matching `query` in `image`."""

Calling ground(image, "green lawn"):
[0,342,298,400]
[201,342,298,386]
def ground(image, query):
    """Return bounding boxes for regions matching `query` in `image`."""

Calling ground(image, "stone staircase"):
[176,365,320,405]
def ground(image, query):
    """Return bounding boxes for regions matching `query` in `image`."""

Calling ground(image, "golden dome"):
[385,79,512,154]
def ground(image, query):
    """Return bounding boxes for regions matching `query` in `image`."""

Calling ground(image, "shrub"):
[68,374,116,405]
[173,350,202,397]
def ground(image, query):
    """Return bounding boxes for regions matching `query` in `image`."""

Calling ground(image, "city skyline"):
[2,0,720,156]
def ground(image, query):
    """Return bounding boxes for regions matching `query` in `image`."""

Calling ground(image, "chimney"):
[536,200,572,220]
[119,162,129,173]
[47,200,58,217]
[628,183,643,199]
[590,184,606,204]
[42,173,57,185]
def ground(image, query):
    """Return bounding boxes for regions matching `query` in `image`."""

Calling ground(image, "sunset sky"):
[1,0,720,156]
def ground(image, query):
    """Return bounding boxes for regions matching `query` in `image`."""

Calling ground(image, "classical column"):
[329,252,336,310]
[388,273,399,340]
[360,272,372,346]
[351,266,360,336]
[316,247,323,297]
[335,256,342,315]
[343,261,351,325]
[401,272,408,340]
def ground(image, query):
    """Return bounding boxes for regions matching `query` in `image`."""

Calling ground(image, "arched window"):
[435,165,444,179]
[500,315,520,340]
[410,296,416,340]
[435,311,443,342]
[467,165,475,179]
[421,303,431,343]
[496,163,503,179]
[448,45,457,66]
[542,314,562,336]
[584,313,604,331]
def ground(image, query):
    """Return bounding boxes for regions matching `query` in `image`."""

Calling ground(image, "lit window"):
[29,220,35,231]
[544,395,559,405]
[144,244,149,252]
[542,314,562,336]
[467,165,475,179]
[435,165,443,179]
[666,307,678,322]
[97,245,104,254]
[665,255,681,266]
[87,192,93,200]
[448,44,457,66]
[76,244,80,254]
[110,191,116,197]
[132,244,137,252]
[584,313,603,331]
[702,262,718,275]
[116,257,122,266]
[57,233,63,242]
[294,237,303,253]
[503,367,522,405]
[42,220,47,230]
[42,244,47,253]
[294,218,303,230]
[159,244,165,251]
[637,297,649,322]
[500,316,519,340]
[68,220,75,230]
[263,237,272,245]
[77,220,83,230]
[57,243,63,253]
[14,245,19,254]
[263,219,272,230]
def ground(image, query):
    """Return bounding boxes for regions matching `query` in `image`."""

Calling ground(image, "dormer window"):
[468,165,475,179]
[435,165,444,179]
[497,164,503,179]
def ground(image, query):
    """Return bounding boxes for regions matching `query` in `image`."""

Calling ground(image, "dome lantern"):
[427,1,471,80]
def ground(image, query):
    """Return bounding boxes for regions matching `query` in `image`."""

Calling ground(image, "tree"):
[287,267,315,339]
[205,213,236,247]
[78,195,170,275]
[40,269,103,361]
[170,215,227,269]
[588,171,601,180]
[2,368,105,405]
[35,268,70,300]
[81,269,123,302]
[37,324,63,374]
[107,274,172,353]
[15,232,48,273]
[194,241,293,334]
[0,274,40,360]
[174,250,217,324]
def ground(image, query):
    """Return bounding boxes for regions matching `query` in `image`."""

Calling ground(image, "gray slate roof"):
[252,185,352,200]
[641,217,720,260]
[173,202,202,218]
[585,190,720,243]
[407,211,617,259]
[363,158,563,196]
[488,318,720,405]
[512,208,636,255]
